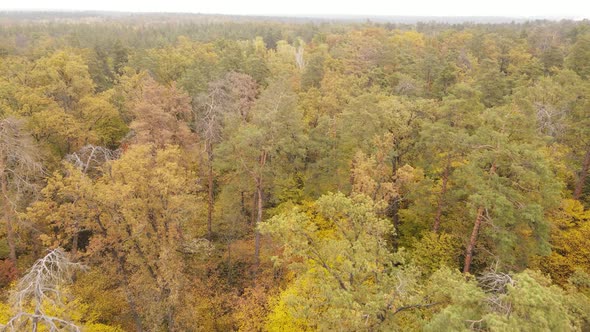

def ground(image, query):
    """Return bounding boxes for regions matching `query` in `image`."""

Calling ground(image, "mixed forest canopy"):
[0,12,590,331]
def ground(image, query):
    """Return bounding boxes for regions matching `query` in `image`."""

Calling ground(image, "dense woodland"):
[0,12,590,331]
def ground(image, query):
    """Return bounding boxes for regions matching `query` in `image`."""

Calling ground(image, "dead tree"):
[65,144,120,176]
[2,248,85,332]
[478,264,515,316]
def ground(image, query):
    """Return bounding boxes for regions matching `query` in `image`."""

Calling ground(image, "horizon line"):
[0,9,587,21]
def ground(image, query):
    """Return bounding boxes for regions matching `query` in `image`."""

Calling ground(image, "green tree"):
[261,193,420,331]
[194,72,258,238]
[459,105,561,273]
[566,33,590,79]
[217,78,306,265]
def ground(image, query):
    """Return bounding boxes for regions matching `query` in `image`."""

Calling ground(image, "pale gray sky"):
[2,0,589,19]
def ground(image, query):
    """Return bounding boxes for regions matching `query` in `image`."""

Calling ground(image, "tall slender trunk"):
[388,196,400,251]
[573,146,590,200]
[0,169,16,264]
[253,150,267,267]
[207,141,214,239]
[163,287,174,331]
[227,240,233,284]
[124,284,143,332]
[240,191,247,215]
[72,225,79,258]
[251,191,257,225]
[31,229,42,258]
[388,146,402,250]
[115,254,143,332]
[255,179,262,266]
[463,207,484,274]
[463,162,496,274]
[433,159,451,233]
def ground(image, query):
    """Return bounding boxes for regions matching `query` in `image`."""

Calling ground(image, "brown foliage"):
[127,76,194,148]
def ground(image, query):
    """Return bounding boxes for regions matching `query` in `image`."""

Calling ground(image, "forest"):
[0,12,590,331]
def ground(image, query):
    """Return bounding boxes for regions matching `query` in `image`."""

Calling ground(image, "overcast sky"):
[2,0,589,19]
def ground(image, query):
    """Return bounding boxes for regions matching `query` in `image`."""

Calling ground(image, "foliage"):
[0,13,589,330]
[261,193,420,331]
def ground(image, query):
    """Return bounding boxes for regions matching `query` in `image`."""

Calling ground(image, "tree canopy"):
[0,12,589,331]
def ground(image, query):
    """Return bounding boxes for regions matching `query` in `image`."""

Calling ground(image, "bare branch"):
[1,248,86,332]
[65,144,120,175]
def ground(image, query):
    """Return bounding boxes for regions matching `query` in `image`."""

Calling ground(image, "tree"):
[349,133,424,250]
[81,145,205,331]
[459,105,561,273]
[424,267,588,331]
[27,159,100,257]
[217,78,305,265]
[127,77,193,148]
[415,85,481,233]
[28,50,95,111]
[2,248,84,332]
[476,59,510,107]
[261,193,421,331]
[28,145,208,331]
[514,70,590,201]
[75,94,127,148]
[0,118,43,264]
[194,72,258,238]
[566,33,590,79]
[538,199,590,285]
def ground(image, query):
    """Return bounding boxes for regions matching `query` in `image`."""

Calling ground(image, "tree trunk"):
[163,287,174,331]
[255,179,262,266]
[227,240,233,284]
[463,207,484,274]
[31,305,41,332]
[433,159,451,233]
[387,196,401,251]
[240,191,247,216]
[125,284,143,332]
[251,191,257,225]
[253,150,267,268]
[116,254,143,332]
[463,162,496,274]
[72,227,79,258]
[573,146,590,200]
[207,142,214,239]
[388,145,402,251]
[0,169,17,264]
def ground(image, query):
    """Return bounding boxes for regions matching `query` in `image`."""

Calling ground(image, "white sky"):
[2,0,589,19]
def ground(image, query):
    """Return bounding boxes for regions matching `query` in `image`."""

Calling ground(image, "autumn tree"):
[96,145,210,330]
[0,118,43,264]
[127,76,193,148]
[28,145,208,331]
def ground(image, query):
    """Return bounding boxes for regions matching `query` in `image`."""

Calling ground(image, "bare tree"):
[295,45,305,70]
[65,144,120,176]
[0,118,43,264]
[2,248,85,332]
[478,264,515,316]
